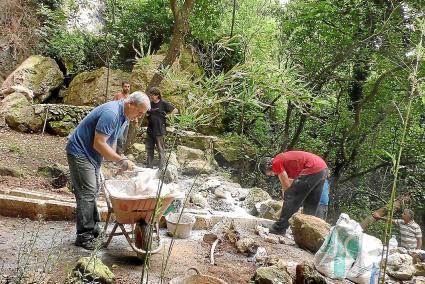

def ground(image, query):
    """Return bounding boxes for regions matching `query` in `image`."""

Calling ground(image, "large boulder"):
[176,145,205,163]
[290,213,330,253]
[213,138,256,165]
[130,55,190,111]
[243,188,271,215]
[63,67,130,106]
[0,85,34,101]
[173,129,217,150]
[1,55,63,102]
[181,160,213,175]
[387,253,415,280]
[254,266,293,284]
[4,95,43,133]
[1,92,31,116]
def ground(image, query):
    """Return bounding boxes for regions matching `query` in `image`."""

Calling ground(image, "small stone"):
[255,247,267,263]
[255,225,269,238]
[254,265,292,284]
[203,233,218,244]
[214,187,232,199]
[236,237,258,255]
[415,263,425,276]
[296,261,326,284]
[190,193,209,208]
[264,235,280,244]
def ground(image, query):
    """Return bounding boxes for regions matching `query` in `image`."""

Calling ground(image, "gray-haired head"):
[125,91,151,110]
[403,209,414,220]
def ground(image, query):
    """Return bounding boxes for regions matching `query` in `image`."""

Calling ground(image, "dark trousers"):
[67,154,100,240]
[145,134,165,169]
[273,169,328,233]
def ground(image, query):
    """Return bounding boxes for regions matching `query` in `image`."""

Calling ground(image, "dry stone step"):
[0,193,108,221]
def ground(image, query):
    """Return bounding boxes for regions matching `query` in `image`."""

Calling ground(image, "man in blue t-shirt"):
[66,91,150,250]
[317,179,329,220]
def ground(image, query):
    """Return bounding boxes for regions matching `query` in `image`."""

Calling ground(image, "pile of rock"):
[385,249,425,282]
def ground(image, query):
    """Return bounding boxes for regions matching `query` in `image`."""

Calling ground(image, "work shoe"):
[75,234,96,250]
[93,225,102,238]
[268,225,287,236]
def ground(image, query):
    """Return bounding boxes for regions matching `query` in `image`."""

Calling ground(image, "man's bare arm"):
[93,132,122,162]
[277,171,292,192]
[417,237,422,250]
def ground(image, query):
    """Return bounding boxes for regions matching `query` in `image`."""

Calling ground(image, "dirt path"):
[0,216,317,283]
[0,128,69,194]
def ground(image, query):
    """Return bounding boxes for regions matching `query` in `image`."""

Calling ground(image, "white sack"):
[347,233,382,284]
[313,213,363,279]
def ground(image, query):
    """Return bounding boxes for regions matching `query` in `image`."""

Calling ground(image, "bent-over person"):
[259,151,328,235]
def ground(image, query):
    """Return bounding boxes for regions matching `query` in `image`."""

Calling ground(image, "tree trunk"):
[360,192,411,230]
[147,0,194,90]
[126,0,194,152]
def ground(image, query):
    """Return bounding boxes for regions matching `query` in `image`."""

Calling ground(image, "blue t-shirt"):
[66,100,127,169]
[320,179,329,205]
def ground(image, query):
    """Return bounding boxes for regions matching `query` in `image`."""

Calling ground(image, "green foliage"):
[105,0,173,54]
[190,0,225,43]
[37,3,121,75]
[189,0,280,66]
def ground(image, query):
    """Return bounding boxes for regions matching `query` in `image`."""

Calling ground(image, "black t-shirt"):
[147,100,175,136]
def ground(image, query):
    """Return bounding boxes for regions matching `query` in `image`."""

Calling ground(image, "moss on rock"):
[2,55,64,102]
[67,256,115,284]
[63,67,130,106]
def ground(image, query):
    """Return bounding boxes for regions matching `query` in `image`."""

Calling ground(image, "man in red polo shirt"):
[259,151,328,235]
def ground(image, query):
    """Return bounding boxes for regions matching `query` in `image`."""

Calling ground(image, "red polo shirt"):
[272,151,327,178]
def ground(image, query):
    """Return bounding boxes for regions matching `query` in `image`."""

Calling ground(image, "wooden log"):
[360,192,411,230]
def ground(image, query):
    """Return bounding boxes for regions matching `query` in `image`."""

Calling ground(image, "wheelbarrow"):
[102,178,182,257]
[169,267,228,284]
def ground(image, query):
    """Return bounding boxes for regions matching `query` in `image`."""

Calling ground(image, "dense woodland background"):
[1,0,424,238]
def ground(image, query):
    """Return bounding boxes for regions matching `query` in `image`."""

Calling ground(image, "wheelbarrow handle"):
[184,267,200,276]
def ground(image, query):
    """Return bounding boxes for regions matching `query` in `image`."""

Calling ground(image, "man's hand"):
[279,189,285,199]
[116,158,136,174]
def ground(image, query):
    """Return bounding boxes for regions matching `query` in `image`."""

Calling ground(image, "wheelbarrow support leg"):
[104,222,118,248]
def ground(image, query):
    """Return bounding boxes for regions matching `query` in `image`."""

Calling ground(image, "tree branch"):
[340,160,421,183]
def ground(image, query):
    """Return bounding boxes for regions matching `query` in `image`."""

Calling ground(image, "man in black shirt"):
[146,87,178,169]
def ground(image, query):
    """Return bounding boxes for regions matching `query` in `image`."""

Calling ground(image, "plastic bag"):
[313,213,362,279]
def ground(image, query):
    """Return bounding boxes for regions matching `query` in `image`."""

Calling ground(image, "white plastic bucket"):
[165,213,196,239]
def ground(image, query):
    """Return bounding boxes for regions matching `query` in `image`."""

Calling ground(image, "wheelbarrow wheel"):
[135,221,160,258]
